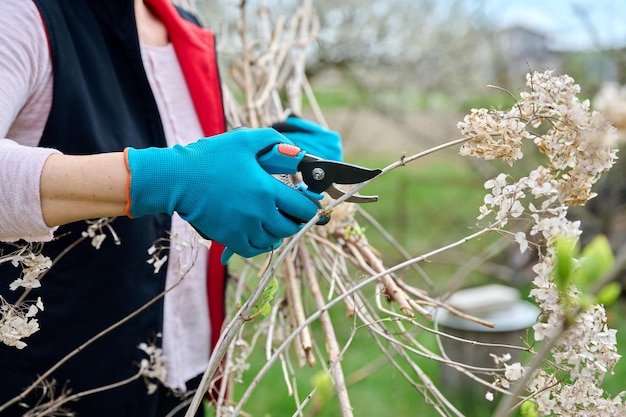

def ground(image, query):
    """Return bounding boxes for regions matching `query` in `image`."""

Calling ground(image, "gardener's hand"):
[272,116,343,162]
[124,128,320,263]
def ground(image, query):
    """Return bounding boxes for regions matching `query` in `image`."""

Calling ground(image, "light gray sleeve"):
[0,140,60,241]
[0,0,59,241]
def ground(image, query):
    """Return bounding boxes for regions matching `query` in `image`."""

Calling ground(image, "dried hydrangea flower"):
[138,341,167,394]
[460,70,624,415]
[0,296,43,349]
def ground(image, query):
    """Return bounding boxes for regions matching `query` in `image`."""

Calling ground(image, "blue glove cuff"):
[125,146,183,218]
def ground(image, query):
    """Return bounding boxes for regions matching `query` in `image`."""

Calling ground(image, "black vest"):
[0,1,222,415]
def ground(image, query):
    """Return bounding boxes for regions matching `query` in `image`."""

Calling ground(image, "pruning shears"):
[221,143,381,264]
[258,143,382,209]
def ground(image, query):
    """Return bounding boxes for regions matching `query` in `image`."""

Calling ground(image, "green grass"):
[208,307,459,417]
[352,154,486,254]
[303,87,370,109]
[212,152,626,417]
[303,84,517,113]
[228,312,433,416]
[350,151,505,295]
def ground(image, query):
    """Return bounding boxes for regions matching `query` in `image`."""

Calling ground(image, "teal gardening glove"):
[124,128,320,264]
[271,116,343,162]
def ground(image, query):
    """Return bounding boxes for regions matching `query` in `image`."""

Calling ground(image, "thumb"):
[220,247,235,265]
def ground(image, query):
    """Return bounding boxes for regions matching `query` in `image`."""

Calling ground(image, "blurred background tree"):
[187,0,626,256]
[190,0,626,108]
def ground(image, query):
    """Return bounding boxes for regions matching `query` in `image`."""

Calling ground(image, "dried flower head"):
[459,108,528,166]
[147,242,169,274]
[593,82,626,132]
[138,341,167,394]
[460,70,624,415]
[8,254,51,291]
[461,70,618,226]
[81,217,121,250]
[0,296,43,349]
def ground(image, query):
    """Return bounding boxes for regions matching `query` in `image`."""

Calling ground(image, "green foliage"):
[310,370,334,410]
[250,276,279,319]
[553,234,619,313]
[573,235,614,293]
[520,400,538,417]
[343,225,366,241]
[597,282,622,306]
[554,237,579,294]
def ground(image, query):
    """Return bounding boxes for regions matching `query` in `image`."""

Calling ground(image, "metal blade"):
[299,160,381,194]
[325,184,379,203]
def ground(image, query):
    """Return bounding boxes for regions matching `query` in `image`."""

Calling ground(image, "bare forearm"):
[40,152,128,226]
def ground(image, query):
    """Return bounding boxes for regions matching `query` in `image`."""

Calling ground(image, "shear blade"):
[325,161,381,184]
[326,184,379,203]
[300,160,381,194]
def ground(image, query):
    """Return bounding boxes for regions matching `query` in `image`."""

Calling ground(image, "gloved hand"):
[124,128,320,264]
[271,116,343,162]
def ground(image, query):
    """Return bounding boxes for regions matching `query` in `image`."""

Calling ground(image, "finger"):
[222,238,280,264]
[274,185,320,226]
[221,126,294,150]
[262,208,303,238]
[220,247,235,264]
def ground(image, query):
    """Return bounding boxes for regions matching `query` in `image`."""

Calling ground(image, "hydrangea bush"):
[460,70,624,416]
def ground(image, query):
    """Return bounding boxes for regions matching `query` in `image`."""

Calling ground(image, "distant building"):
[495,25,562,87]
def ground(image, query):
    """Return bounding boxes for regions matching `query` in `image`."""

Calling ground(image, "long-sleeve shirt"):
[0,0,211,391]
